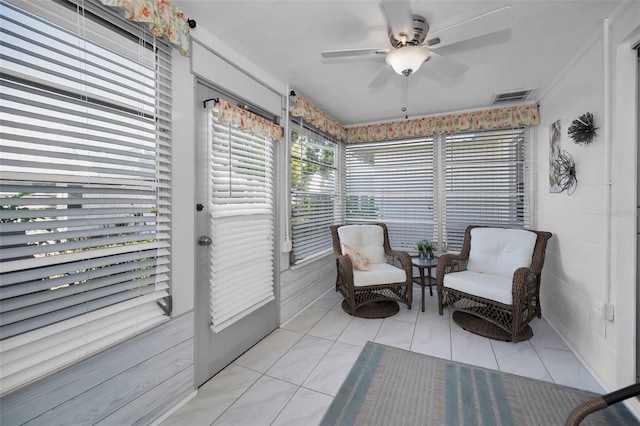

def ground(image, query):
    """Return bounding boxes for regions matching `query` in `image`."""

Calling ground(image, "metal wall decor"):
[553,150,577,195]
[567,112,598,145]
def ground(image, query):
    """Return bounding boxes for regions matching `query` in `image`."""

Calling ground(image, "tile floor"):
[162,286,604,426]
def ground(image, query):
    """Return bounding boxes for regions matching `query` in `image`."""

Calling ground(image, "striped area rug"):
[321,342,637,426]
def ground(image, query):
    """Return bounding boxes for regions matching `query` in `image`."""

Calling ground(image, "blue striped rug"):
[321,342,638,426]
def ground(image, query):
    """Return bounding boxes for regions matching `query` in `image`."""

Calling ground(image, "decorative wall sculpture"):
[549,119,562,193]
[553,150,578,195]
[568,112,598,146]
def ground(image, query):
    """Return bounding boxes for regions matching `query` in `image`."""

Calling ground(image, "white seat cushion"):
[338,225,386,264]
[444,270,513,305]
[467,228,537,278]
[353,262,407,287]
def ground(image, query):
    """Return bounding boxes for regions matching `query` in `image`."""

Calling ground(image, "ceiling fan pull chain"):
[402,76,408,119]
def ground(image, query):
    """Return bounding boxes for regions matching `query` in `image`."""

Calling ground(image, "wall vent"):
[491,88,536,104]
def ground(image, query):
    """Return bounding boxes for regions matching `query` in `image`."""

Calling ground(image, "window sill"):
[290,249,333,271]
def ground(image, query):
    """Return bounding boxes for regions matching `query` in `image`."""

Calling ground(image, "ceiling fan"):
[321,1,514,88]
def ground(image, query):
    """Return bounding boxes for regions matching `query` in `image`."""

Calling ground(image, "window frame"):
[344,127,529,253]
[345,136,435,251]
[289,119,343,264]
[0,0,172,395]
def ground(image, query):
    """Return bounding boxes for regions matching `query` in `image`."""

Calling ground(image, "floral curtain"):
[346,103,540,143]
[217,99,284,141]
[290,93,347,142]
[99,0,191,56]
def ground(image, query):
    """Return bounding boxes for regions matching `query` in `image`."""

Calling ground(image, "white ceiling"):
[173,1,623,126]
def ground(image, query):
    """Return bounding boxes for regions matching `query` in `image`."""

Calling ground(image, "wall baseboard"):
[150,389,198,426]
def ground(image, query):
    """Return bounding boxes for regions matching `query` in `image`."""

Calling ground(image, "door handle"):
[198,236,212,246]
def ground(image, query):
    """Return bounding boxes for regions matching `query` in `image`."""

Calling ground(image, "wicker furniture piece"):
[330,223,413,318]
[436,225,552,342]
[411,256,438,312]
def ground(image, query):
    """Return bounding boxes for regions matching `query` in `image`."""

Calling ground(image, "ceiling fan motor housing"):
[388,15,429,47]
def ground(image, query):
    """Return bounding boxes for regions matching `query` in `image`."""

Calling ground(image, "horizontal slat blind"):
[0,0,171,395]
[290,121,339,262]
[345,138,434,250]
[444,128,526,250]
[209,110,274,333]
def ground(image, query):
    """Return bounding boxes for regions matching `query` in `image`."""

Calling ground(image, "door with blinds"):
[194,83,277,387]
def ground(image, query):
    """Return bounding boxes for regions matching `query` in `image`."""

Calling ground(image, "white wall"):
[171,52,197,316]
[534,1,639,395]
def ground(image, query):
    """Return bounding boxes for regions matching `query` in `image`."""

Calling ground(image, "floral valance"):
[290,93,347,142]
[217,99,284,141]
[346,103,540,143]
[100,0,191,56]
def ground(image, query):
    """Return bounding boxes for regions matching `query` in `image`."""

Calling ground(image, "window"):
[345,137,434,250]
[208,107,275,332]
[0,0,171,394]
[444,128,527,250]
[345,128,528,252]
[290,120,342,262]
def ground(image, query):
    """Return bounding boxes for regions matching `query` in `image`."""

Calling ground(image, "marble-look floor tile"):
[331,299,346,311]
[374,318,415,350]
[281,306,330,334]
[337,316,383,347]
[307,309,352,340]
[392,302,419,323]
[311,290,343,310]
[266,335,334,385]
[450,326,498,369]
[164,285,605,426]
[530,318,570,350]
[160,364,260,426]
[491,340,553,382]
[212,375,298,426]
[411,311,451,359]
[535,347,605,393]
[271,387,333,426]
[234,328,303,373]
[303,341,362,396]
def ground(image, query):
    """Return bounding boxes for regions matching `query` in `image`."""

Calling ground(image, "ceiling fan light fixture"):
[386,46,430,76]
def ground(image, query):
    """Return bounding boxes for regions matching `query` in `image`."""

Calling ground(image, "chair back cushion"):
[338,225,386,264]
[467,228,537,278]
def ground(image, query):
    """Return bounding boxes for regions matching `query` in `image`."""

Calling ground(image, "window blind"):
[290,121,341,262]
[0,0,171,395]
[345,138,434,250]
[444,128,526,250]
[208,109,275,333]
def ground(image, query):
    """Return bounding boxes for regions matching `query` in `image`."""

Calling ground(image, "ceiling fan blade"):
[381,0,414,43]
[368,65,394,88]
[427,51,469,78]
[427,6,513,49]
[322,48,389,58]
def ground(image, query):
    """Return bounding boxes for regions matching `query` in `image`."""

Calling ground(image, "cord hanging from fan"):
[401,75,409,119]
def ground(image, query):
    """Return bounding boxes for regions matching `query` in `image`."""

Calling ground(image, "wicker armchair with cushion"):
[330,223,413,318]
[436,225,552,342]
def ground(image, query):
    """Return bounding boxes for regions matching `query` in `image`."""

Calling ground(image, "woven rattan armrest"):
[386,249,413,279]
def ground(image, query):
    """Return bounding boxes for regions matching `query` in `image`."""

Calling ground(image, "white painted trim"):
[610,4,640,390]
[602,17,613,309]
[290,250,333,271]
[150,389,198,426]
